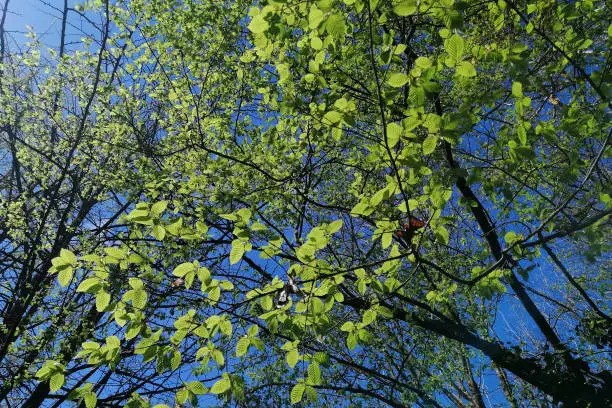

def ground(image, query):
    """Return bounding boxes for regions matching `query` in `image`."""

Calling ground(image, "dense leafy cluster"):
[0,0,610,407]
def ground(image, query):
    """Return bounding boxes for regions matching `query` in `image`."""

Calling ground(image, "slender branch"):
[505,0,611,106]
[521,208,612,248]
[541,240,611,322]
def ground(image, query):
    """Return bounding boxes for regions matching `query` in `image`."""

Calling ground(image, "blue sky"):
[4,2,608,407]
[4,0,83,49]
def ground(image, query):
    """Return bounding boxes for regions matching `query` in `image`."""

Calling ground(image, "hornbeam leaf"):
[326,14,346,38]
[230,239,245,265]
[307,362,321,385]
[248,15,269,34]
[308,8,324,29]
[58,267,74,287]
[175,388,189,405]
[173,262,194,277]
[388,73,409,88]
[415,56,432,68]
[150,200,168,215]
[210,378,231,394]
[286,349,299,368]
[386,122,403,148]
[96,290,111,312]
[445,34,464,61]
[236,337,250,357]
[84,392,97,408]
[49,373,65,392]
[60,248,77,265]
[290,383,305,404]
[422,135,439,155]
[435,226,450,245]
[186,381,207,395]
[76,278,101,293]
[393,0,417,16]
[456,61,476,77]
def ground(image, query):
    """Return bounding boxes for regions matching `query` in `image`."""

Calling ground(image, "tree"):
[0,1,165,405]
[1,0,610,407]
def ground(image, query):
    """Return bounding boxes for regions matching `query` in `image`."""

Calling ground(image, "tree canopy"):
[0,0,610,407]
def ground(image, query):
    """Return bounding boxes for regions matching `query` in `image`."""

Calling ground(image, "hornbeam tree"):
[1,0,610,407]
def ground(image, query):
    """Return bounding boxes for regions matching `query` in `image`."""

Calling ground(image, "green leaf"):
[96,290,111,312]
[512,81,523,97]
[386,122,402,148]
[456,61,476,77]
[322,110,342,125]
[150,200,168,215]
[388,73,409,88]
[504,231,519,244]
[310,36,323,50]
[286,349,299,368]
[307,362,321,384]
[362,309,376,325]
[173,262,195,277]
[60,248,77,265]
[186,381,207,395]
[197,266,211,283]
[381,231,392,249]
[82,341,100,351]
[106,335,121,348]
[370,186,391,207]
[290,383,305,404]
[209,378,231,394]
[305,385,318,402]
[340,321,354,332]
[76,278,101,293]
[422,135,438,155]
[219,213,238,221]
[104,247,126,260]
[236,207,252,223]
[230,239,245,264]
[131,289,147,309]
[327,219,343,234]
[125,322,141,340]
[57,266,74,287]
[208,286,221,303]
[350,200,373,216]
[517,125,527,145]
[152,225,166,241]
[171,350,181,370]
[247,325,259,337]
[175,388,190,405]
[346,332,357,349]
[212,349,225,366]
[393,0,417,16]
[445,34,464,61]
[128,278,144,290]
[325,14,346,38]
[236,337,250,357]
[296,243,316,263]
[248,14,269,34]
[35,366,51,379]
[219,280,234,291]
[310,297,324,314]
[308,8,324,29]
[415,56,432,69]
[49,373,65,392]
[114,309,129,327]
[165,218,183,236]
[435,226,450,245]
[84,392,97,408]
